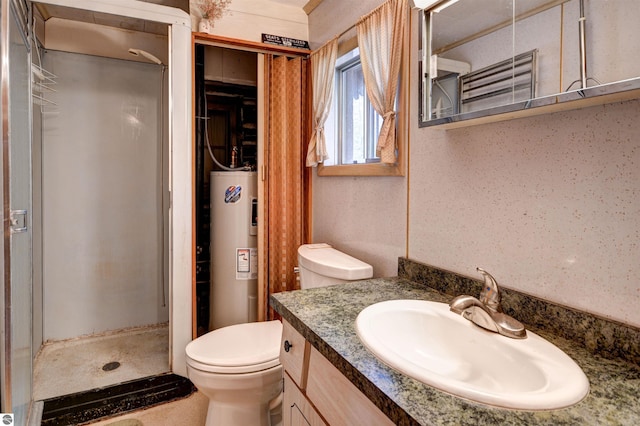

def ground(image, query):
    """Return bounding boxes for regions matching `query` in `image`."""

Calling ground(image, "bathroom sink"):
[355,299,589,410]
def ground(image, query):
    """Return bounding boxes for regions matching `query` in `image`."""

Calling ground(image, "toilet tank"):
[297,244,373,289]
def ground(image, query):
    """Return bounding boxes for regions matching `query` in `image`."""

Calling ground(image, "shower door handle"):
[10,210,28,234]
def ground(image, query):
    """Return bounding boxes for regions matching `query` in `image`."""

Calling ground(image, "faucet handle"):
[477,268,502,313]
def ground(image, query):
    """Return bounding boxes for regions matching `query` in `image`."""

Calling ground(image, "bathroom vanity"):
[280,320,393,425]
[271,258,640,425]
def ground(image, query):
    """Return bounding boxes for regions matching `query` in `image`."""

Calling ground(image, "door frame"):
[192,33,311,331]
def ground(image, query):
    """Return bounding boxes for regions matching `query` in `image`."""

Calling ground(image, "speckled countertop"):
[270,259,640,426]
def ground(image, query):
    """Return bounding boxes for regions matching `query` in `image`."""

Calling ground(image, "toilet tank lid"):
[298,244,373,281]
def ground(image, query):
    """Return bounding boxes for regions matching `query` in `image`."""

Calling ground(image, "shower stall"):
[35,48,169,398]
[1,1,192,423]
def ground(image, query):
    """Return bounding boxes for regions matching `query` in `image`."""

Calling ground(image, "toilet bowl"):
[185,244,373,426]
[185,320,283,426]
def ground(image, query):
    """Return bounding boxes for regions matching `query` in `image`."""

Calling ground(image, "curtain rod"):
[337,0,391,39]
[338,23,356,39]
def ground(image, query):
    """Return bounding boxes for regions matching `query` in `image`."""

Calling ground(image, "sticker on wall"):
[236,248,258,280]
[224,185,242,203]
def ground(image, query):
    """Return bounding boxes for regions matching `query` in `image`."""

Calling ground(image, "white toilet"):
[185,243,373,426]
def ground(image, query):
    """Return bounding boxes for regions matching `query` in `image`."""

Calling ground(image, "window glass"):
[332,48,381,165]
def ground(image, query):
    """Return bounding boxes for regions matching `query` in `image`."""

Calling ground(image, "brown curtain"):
[263,55,310,319]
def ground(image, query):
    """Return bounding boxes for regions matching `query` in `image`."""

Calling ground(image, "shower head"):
[128,48,163,65]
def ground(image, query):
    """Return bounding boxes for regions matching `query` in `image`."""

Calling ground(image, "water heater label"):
[225,185,242,203]
[236,248,258,280]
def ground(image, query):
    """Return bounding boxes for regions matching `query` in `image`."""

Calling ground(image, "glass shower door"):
[1,0,33,423]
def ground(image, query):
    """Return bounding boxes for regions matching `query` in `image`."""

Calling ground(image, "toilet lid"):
[185,320,283,374]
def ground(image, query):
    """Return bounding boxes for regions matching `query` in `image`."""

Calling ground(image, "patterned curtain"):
[263,55,310,319]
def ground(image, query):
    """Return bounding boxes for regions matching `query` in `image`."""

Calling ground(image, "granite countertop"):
[270,276,640,425]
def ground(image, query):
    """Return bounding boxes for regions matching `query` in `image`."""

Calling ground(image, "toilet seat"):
[186,320,282,374]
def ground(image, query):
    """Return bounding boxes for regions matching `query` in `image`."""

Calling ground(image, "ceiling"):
[271,0,309,6]
[34,0,313,37]
[34,2,172,36]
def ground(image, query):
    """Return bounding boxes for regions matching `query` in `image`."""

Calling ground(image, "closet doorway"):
[192,34,311,337]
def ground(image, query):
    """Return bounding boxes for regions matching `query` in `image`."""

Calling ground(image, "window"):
[334,47,382,165]
[320,45,405,177]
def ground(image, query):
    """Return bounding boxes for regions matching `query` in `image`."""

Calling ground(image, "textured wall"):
[305,0,386,49]
[410,100,640,327]
[42,51,169,340]
[311,174,407,278]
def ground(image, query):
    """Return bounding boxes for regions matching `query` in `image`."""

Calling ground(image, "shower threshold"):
[40,373,195,425]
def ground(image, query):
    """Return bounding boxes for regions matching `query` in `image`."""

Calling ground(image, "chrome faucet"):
[449,268,526,339]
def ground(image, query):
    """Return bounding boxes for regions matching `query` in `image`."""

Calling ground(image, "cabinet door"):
[281,320,309,388]
[284,373,327,426]
[307,347,394,426]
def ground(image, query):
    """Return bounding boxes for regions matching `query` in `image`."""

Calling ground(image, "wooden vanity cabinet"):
[281,320,309,388]
[280,320,393,426]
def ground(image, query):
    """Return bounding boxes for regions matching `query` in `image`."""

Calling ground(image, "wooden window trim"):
[317,15,409,178]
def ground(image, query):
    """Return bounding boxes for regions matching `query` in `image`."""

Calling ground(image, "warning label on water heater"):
[236,248,258,280]
[225,185,242,203]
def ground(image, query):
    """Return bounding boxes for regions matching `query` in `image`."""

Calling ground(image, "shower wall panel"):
[42,51,167,341]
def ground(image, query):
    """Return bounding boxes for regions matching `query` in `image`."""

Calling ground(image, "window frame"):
[318,32,407,177]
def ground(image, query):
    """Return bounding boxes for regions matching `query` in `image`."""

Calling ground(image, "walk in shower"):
[33,47,169,399]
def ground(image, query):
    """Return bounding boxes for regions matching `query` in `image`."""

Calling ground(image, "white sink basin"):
[355,299,589,410]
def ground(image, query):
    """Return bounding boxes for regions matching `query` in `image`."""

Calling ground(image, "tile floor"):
[34,324,170,400]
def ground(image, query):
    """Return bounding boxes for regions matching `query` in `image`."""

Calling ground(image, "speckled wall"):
[312,174,407,279]
[310,0,640,328]
[409,100,640,328]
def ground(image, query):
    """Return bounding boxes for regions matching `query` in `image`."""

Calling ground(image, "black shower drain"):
[102,361,121,371]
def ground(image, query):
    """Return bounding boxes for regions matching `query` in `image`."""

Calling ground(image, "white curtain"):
[356,0,407,164]
[306,37,338,167]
